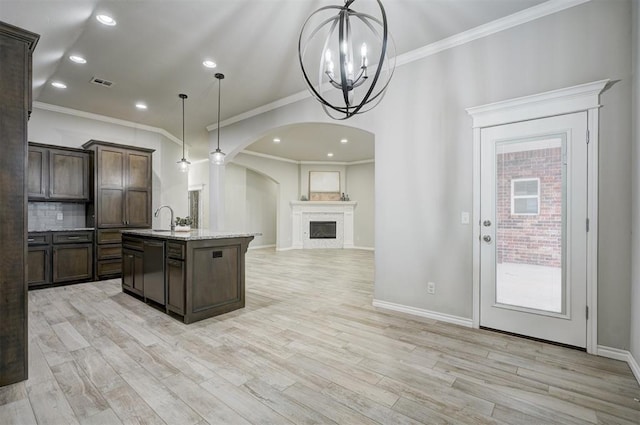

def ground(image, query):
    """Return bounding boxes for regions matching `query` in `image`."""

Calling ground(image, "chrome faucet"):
[154,205,175,231]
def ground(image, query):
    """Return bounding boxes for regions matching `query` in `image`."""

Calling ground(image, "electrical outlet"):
[427,281,436,294]
[56,212,64,221]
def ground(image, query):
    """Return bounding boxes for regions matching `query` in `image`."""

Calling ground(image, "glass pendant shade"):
[298,0,395,120]
[177,93,190,172]
[209,73,226,164]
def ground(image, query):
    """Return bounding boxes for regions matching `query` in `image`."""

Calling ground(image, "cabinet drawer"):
[27,233,51,245]
[52,231,93,244]
[167,242,185,260]
[97,259,122,277]
[97,244,122,260]
[97,229,122,244]
[122,237,143,251]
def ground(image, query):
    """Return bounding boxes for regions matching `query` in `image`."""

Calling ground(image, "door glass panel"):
[495,135,566,314]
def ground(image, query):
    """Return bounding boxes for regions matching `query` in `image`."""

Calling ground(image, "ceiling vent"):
[89,76,114,87]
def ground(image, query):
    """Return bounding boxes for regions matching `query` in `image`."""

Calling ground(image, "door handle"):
[483,220,492,227]
[482,235,492,243]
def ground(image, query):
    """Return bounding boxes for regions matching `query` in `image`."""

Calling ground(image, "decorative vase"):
[175,225,191,232]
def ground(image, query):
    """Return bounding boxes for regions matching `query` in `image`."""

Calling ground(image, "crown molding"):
[237,149,374,166]
[33,101,183,147]
[210,0,591,130]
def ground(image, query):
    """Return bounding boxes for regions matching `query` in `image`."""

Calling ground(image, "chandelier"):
[210,73,226,165]
[176,93,190,172]
[298,0,395,120]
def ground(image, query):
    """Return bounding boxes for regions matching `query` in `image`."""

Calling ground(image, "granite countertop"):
[122,228,260,241]
[28,228,95,232]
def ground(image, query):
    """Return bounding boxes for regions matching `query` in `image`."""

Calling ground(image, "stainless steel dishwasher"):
[143,239,165,305]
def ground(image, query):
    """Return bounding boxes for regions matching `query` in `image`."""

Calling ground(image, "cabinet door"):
[52,244,93,283]
[27,246,50,287]
[97,146,126,227]
[122,249,144,295]
[192,246,240,311]
[49,149,89,200]
[167,259,185,315]
[143,240,165,305]
[126,189,151,227]
[28,146,48,199]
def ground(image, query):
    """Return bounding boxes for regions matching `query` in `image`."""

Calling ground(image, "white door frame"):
[467,79,609,354]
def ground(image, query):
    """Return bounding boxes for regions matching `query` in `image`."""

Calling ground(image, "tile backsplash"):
[28,202,87,231]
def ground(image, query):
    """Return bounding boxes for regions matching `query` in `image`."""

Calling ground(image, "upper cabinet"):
[28,143,90,201]
[83,140,154,228]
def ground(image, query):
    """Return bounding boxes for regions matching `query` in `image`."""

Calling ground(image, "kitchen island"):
[121,229,255,323]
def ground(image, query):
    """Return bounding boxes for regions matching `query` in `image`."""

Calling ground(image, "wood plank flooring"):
[1,248,639,424]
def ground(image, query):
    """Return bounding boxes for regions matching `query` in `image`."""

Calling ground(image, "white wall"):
[246,169,278,247]
[630,0,640,374]
[206,1,633,350]
[231,152,299,250]
[28,107,189,229]
[224,163,248,231]
[346,162,374,249]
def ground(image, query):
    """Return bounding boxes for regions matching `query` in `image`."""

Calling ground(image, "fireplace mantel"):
[290,201,357,249]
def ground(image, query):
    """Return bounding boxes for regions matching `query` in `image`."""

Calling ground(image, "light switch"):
[461,211,470,225]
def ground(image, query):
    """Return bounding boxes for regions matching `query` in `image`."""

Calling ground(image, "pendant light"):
[298,0,395,120]
[210,73,226,165]
[176,93,191,172]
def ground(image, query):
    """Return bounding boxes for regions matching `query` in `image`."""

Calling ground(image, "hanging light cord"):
[182,96,186,158]
[216,73,222,150]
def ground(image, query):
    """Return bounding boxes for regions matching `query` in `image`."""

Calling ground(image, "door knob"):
[483,235,492,243]
[483,220,492,227]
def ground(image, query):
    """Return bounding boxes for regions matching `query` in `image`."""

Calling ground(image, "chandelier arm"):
[338,9,351,106]
[347,0,389,116]
[298,13,341,109]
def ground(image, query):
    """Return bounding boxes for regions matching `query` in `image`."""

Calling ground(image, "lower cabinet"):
[52,244,93,283]
[166,258,185,315]
[122,248,144,296]
[27,246,51,287]
[27,230,94,289]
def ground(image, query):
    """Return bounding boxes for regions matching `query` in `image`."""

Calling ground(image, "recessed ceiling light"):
[69,55,87,64]
[273,138,281,143]
[327,152,334,157]
[135,103,148,110]
[203,60,217,69]
[340,138,348,144]
[96,14,116,26]
[51,81,67,89]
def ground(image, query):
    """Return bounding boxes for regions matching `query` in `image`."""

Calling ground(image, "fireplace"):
[310,221,337,239]
[290,200,357,249]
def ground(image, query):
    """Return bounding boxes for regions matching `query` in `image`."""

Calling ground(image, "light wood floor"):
[1,248,639,424]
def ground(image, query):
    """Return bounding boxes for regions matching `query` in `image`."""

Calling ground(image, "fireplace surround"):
[290,201,357,249]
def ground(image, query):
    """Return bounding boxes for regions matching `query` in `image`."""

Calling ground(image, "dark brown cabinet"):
[27,143,90,201]
[0,21,39,386]
[27,231,94,288]
[83,140,154,279]
[27,233,51,287]
[121,232,253,324]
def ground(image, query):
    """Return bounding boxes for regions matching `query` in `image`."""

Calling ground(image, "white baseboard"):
[597,345,640,385]
[372,299,473,328]
[248,244,276,251]
[353,246,375,251]
[275,246,295,252]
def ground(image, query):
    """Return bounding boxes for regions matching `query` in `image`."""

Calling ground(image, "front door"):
[479,112,588,348]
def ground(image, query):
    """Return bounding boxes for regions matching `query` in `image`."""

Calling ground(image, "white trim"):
[372,299,473,328]
[248,244,276,251]
[237,149,374,166]
[466,79,609,128]
[188,184,205,192]
[210,0,591,130]
[190,158,209,165]
[33,101,184,147]
[511,178,540,215]
[468,80,608,354]
[353,246,375,251]
[275,246,295,252]
[597,346,640,385]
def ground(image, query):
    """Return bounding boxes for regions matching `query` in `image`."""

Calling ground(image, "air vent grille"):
[90,77,114,87]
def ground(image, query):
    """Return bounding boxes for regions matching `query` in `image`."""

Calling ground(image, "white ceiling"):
[1,0,545,161]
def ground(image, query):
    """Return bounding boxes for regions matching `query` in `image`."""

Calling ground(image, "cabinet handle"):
[212,251,223,258]
[67,236,81,240]
[28,238,35,242]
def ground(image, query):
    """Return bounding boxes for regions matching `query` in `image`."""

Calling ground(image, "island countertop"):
[121,228,260,241]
